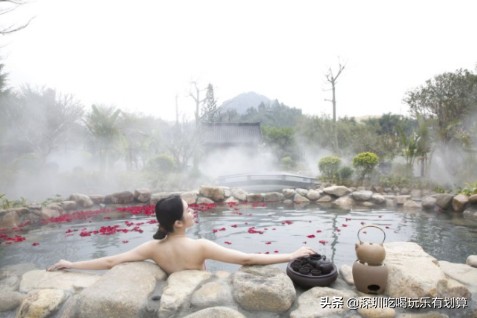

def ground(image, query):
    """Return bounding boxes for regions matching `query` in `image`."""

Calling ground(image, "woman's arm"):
[47,241,153,271]
[199,239,315,266]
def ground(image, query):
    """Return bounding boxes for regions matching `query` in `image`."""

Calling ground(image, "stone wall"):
[2,184,477,230]
[1,242,476,317]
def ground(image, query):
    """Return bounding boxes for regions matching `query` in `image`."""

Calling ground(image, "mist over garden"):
[1,64,477,206]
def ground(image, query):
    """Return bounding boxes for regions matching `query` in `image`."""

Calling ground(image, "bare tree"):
[0,0,33,35]
[325,61,346,152]
[188,81,205,127]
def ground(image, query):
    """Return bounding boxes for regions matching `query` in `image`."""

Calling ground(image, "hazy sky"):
[2,0,476,122]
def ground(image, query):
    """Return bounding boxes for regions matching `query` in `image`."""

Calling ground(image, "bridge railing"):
[216,173,319,190]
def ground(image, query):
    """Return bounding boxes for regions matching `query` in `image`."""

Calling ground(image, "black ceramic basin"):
[286,255,338,289]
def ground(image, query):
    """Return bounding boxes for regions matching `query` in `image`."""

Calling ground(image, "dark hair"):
[153,195,184,240]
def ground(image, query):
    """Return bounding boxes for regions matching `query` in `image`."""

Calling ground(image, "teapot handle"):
[357,225,386,244]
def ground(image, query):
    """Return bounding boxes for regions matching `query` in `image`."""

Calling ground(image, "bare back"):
[145,237,206,274]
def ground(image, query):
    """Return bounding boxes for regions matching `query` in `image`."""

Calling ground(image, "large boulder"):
[105,191,135,204]
[384,242,469,298]
[20,270,101,293]
[293,193,310,204]
[183,306,245,318]
[199,186,227,202]
[323,185,351,197]
[16,289,66,318]
[467,255,477,268]
[434,193,454,210]
[0,291,25,312]
[69,193,94,208]
[190,278,235,309]
[181,191,198,205]
[134,188,151,203]
[306,189,321,201]
[290,287,355,318]
[332,195,354,211]
[263,192,284,202]
[438,260,477,294]
[452,194,469,212]
[232,265,295,313]
[352,190,373,201]
[422,196,437,210]
[72,262,166,318]
[159,270,212,318]
[282,188,296,199]
[231,188,247,201]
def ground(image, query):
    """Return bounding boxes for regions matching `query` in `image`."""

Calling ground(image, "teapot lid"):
[357,225,386,244]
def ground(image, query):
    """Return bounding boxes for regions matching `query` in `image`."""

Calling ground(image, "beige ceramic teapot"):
[355,225,386,266]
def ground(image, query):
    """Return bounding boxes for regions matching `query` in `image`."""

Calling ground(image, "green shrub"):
[458,182,477,196]
[281,156,295,170]
[318,156,341,182]
[338,166,354,181]
[352,152,379,182]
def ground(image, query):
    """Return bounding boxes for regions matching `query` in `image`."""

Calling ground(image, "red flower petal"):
[307,234,316,238]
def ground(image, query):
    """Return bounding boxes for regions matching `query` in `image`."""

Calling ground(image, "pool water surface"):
[1,203,476,272]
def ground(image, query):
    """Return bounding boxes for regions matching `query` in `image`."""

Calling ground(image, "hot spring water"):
[1,203,477,272]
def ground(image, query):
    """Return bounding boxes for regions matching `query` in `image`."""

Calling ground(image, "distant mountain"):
[219,92,272,115]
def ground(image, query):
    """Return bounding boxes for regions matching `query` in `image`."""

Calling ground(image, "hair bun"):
[153,227,167,240]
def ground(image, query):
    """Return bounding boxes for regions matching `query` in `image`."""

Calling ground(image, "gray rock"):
[20,270,101,293]
[306,189,321,201]
[231,188,248,201]
[0,274,20,292]
[395,195,411,205]
[105,191,135,204]
[468,194,477,204]
[181,191,198,204]
[403,200,421,210]
[357,298,396,318]
[466,255,477,268]
[246,193,264,203]
[89,194,105,204]
[74,262,166,318]
[17,289,65,318]
[339,265,354,285]
[0,291,25,312]
[316,194,333,203]
[351,190,373,201]
[197,197,215,204]
[371,193,386,205]
[384,242,466,298]
[69,193,94,208]
[452,194,469,212]
[295,188,309,196]
[160,270,212,318]
[293,193,310,204]
[438,260,477,294]
[290,287,355,318]
[323,185,351,197]
[232,265,295,312]
[332,195,354,211]
[61,200,78,211]
[190,280,234,309]
[263,192,284,202]
[434,193,454,210]
[134,188,151,203]
[199,186,226,202]
[150,192,174,205]
[422,196,437,210]
[282,188,296,199]
[183,306,246,318]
